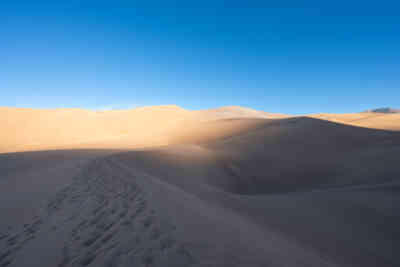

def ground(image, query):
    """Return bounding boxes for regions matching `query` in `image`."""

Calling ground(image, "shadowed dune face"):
[116,117,400,195]
[211,117,400,194]
[107,117,400,267]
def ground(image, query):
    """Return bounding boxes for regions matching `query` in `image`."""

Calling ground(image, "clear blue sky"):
[1,1,399,114]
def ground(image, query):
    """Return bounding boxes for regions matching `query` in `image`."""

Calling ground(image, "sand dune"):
[2,105,400,153]
[1,105,400,267]
[1,105,270,153]
[310,112,400,131]
[192,106,289,121]
[0,105,192,153]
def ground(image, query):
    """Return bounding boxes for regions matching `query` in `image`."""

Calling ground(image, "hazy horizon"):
[1,103,399,116]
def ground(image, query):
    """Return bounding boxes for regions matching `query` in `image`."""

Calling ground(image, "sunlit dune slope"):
[109,117,400,267]
[1,105,400,153]
[119,117,400,194]
[0,105,190,152]
[0,105,284,153]
[310,112,400,130]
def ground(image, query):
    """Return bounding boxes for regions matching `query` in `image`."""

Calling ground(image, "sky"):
[1,1,399,114]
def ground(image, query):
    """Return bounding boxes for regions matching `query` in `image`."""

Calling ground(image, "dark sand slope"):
[114,117,400,267]
[0,154,194,267]
[1,152,336,267]
[1,116,400,266]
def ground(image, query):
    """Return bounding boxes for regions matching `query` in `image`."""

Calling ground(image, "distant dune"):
[0,105,191,153]
[0,105,287,153]
[1,105,399,153]
[310,111,400,131]
[1,105,400,267]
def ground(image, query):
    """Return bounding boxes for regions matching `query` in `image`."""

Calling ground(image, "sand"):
[0,105,399,267]
[310,112,400,131]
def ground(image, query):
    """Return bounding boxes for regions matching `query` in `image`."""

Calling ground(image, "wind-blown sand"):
[1,106,399,267]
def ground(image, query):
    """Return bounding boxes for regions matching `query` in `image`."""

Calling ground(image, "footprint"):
[150,228,161,240]
[82,232,101,247]
[160,236,175,251]
[142,250,154,266]
[0,249,12,263]
[143,217,152,228]
[80,252,96,266]
[0,234,8,241]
